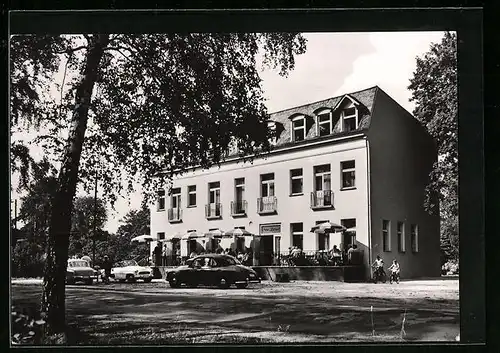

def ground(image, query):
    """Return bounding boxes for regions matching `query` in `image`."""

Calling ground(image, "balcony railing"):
[231,200,247,216]
[310,190,334,209]
[168,208,182,223]
[257,196,278,214]
[205,203,222,219]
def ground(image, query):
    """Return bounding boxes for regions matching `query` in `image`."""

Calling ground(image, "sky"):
[11,31,446,233]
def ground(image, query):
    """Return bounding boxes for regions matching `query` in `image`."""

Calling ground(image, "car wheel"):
[143,278,152,283]
[126,274,136,283]
[85,278,93,285]
[218,277,230,289]
[169,276,181,288]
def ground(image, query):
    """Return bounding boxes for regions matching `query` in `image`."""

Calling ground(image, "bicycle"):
[372,266,387,284]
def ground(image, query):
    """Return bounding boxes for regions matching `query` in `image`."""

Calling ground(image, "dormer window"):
[268,121,278,146]
[316,110,333,137]
[341,105,358,132]
[291,116,306,142]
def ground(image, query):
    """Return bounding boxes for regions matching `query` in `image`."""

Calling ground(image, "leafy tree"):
[69,196,107,259]
[10,33,307,334]
[408,31,458,261]
[103,206,151,264]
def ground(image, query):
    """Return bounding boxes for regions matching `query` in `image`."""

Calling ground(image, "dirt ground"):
[11,278,459,344]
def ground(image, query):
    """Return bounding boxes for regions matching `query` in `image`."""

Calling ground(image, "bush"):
[11,242,46,278]
[441,261,459,275]
[11,306,46,345]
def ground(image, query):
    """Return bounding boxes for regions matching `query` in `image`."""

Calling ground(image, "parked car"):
[66,259,97,285]
[166,254,260,289]
[111,260,153,283]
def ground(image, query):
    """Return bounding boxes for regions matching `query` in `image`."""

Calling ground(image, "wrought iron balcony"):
[310,190,334,209]
[231,200,247,216]
[167,208,182,223]
[257,196,278,214]
[205,203,222,219]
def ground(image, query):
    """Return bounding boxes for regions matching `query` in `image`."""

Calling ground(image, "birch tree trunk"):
[41,34,109,334]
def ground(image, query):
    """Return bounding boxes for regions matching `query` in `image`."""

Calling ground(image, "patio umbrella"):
[310,222,346,234]
[205,229,225,238]
[224,228,253,237]
[166,232,183,241]
[131,234,155,243]
[181,231,202,240]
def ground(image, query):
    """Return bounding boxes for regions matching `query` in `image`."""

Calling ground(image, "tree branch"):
[56,45,88,55]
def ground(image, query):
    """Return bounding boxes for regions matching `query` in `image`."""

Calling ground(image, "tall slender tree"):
[408,31,458,261]
[10,33,307,335]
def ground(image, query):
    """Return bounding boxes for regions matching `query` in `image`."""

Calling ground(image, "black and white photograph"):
[9,11,470,346]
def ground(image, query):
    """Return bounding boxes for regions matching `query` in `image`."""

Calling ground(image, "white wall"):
[150,136,369,256]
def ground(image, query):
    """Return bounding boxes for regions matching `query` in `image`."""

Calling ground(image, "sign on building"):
[260,223,281,235]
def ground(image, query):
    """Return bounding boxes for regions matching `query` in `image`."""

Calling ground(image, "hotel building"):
[150,86,441,279]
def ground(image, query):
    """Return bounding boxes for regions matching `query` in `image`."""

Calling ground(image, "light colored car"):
[66,259,97,285]
[111,260,153,283]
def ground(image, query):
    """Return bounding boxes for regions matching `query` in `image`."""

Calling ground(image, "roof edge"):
[268,85,380,116]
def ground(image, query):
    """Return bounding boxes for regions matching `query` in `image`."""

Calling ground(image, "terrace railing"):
[205,203,222,219]
[310,190,334,209]
[257,196,277,214]
[167,208,182,223]
[231,200,247,216]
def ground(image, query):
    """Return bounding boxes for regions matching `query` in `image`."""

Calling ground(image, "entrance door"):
[253,235,274,266]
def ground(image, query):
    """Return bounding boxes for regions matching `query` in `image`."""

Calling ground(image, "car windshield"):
[68,260,89,268]
[116,260,138,267]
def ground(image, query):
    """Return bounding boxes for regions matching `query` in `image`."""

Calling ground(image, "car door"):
[200,258,219,285]
[184,258,203,285]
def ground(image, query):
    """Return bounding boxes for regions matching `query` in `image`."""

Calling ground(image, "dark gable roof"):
[268,86,379,146]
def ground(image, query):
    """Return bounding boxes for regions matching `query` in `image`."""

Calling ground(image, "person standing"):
[153,243,162,267]
[102,255,113,284]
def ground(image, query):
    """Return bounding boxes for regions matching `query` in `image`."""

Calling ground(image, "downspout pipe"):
[365,137,372,280]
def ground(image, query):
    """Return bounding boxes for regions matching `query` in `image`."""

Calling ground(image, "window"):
[234,178,246,214]
[268,121,278,146]
[314,165,331,191]
[290,168,303,195]
[317,111,332,136]
[187,185,196,207]
[342,106,358,132]
[341,160,356,189]
[235,178,245,203]
[157,232,165,240]
[411,224,419,253]
[209,182,221,204]
[382,220,391,252]
[292,116,306,142]
[291,223,303,249]
[341,219,357,247]
[261,173,275,197]
[397,222,406,252]
[157,190,165,211]
[171,187,181,209]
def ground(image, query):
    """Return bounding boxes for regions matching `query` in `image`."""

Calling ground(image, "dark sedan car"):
[166,254,260,289]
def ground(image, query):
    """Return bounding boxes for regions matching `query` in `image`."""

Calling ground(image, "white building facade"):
[150,86,441,279]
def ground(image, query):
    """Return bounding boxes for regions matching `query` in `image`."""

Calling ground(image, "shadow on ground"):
[12,283,459,344]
